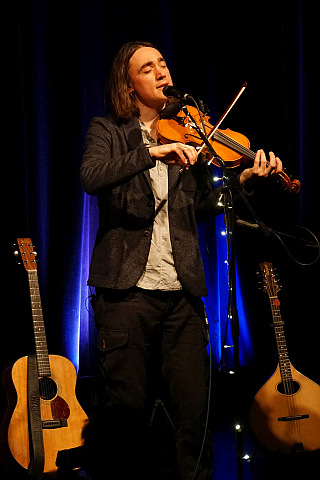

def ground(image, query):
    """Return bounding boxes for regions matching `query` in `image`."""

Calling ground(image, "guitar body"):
[250,363,320,453]
[6,354,88,473]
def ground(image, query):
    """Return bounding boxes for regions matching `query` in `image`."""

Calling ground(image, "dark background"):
[2,1,320,478]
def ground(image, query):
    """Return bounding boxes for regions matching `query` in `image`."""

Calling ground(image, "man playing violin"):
[80,41,283,480]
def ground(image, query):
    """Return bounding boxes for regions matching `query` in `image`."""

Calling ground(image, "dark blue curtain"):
[2,1,320,475]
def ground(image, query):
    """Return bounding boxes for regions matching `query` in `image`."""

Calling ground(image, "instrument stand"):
[149,399,175,431]
[185,106,271,480]
[222,176,245,480]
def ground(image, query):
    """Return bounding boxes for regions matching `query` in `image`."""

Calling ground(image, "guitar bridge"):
[42,419,68,429]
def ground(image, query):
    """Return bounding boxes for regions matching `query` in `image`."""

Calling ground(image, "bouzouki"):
[1,238,88,474]
[249,261,320,454]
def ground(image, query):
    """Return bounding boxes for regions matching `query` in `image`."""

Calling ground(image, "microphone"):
[235,217,272,236]
[235,218,260,230]
[162,86,210,115]
[162,85,193,101]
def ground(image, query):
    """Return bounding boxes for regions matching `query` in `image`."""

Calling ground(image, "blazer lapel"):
[122,117,143,149]
[121,117,152,189]
[168,165,181,206]
[121,117,181,194]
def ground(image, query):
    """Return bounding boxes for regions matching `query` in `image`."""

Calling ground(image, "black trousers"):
[90,287,213,480]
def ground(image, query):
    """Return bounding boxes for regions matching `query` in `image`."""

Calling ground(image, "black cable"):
[192,307,213,480]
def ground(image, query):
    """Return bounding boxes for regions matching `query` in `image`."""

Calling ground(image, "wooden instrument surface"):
[250,262,320,453]
[1,238,88,474]
[250,363,320,453]
[8,355,88,472]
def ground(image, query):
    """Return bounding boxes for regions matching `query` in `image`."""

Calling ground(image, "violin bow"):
[197,82,248,163]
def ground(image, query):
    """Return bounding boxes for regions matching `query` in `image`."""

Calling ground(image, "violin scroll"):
[277,171,301,194]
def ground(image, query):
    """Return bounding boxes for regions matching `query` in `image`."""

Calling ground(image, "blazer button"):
[147,201,153,207]
[144,230,151,237]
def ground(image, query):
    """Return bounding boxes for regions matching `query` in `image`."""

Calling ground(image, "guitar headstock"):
[259,261,280,297]
[14,238,37,271]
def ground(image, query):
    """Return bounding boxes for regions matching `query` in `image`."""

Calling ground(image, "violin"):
[157,104,301,194]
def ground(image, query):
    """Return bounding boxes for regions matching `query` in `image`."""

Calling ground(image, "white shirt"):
[136,122,182,291]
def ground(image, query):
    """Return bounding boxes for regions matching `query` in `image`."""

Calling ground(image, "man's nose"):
[155,66,166,78]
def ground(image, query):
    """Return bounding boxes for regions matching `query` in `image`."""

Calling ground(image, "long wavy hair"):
[108,41,156,120]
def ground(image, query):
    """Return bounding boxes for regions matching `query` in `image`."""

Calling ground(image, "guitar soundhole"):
[39,376,58,400]
[277,380,300,395]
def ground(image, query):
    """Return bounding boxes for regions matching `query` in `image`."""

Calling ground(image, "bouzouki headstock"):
[259,261,280,297]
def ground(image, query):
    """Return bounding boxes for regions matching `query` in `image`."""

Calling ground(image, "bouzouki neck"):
[260,262,293,384]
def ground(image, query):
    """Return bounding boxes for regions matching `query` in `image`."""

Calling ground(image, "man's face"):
[128,46,173,112]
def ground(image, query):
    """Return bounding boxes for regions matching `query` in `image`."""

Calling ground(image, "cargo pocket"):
[97,327,128,352]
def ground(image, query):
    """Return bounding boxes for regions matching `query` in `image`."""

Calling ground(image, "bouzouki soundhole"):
[276,380,300,395]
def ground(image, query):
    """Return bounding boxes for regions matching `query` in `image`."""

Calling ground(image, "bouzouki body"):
[1,239,88,474]
[250,363,320,453]
[250,262,320,454]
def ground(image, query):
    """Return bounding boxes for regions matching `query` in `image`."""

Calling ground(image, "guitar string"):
[29,271,54,421]
[29,272,48,418]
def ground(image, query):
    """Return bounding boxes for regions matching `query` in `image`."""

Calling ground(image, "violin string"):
[183,114,258,162]
[208,126,300,192]
[213,130,256,160]
[179,109,298,193]
[201,122,246,154]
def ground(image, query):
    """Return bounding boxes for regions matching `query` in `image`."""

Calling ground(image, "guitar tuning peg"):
[12,243,21,262]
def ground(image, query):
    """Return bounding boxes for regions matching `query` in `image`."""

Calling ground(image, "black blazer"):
[80,115,223,297]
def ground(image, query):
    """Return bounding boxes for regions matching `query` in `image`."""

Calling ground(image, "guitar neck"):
[27,270,51,377]
[269,297,292,382]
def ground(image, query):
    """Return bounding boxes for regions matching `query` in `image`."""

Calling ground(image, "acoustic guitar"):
[249,261,320,454]
[1,238,88,474]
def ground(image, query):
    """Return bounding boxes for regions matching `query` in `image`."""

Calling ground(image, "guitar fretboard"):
[27,270,51,377]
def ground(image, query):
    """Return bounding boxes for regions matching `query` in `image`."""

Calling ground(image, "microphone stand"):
[184,106,270,480]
